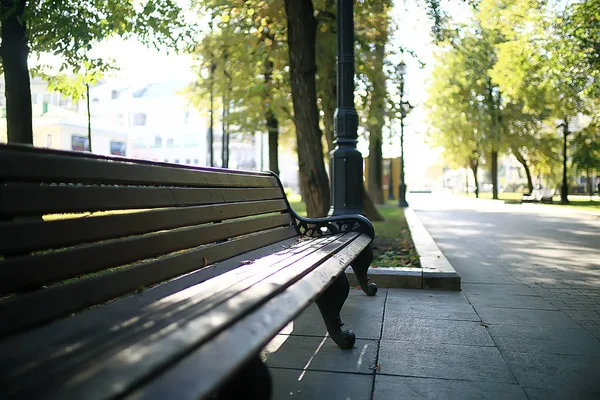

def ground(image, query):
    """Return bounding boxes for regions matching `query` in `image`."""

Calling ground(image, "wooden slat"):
[0,213,293,295]
[0,184,285,216]
[0,236,302,362]
[0,226,300,336]
[0,144,278,188]
[0,233,367,399]
[0,235,341,380]
[129,235,372,400]
[0,199,289,255]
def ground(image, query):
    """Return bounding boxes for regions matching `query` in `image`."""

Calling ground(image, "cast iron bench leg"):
[216,356,272,400]
[351,245,378,296]
[316,273,356,349]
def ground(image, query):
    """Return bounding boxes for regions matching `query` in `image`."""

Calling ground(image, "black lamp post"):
[397,61,410,208]
[329,0,364,216]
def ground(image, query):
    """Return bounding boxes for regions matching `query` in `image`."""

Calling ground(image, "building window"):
[133,113,147,126]
[71,135,90,152]
[111,90,119,99]
[166,138,174,147]
[59,96,69,107]
[185,159,191,164]
[46,134,52,148]
[110,141,126,156]
[164,159,169,163]
[193,159,200,165]
[174,159,180,164]
[184,111,190,124]
[154,136,162,147]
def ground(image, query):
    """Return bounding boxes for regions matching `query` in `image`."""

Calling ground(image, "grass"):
[371,206,420,268]
[461,192,524,201]
[288,199,420,269]
[539,196,600,213]
[462,191,600,212]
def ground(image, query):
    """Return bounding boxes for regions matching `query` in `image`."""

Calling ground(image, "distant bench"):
[0,144,377,400]
[522,187,556,204]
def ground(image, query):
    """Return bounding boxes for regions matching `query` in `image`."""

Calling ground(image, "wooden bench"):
[0,144,377,400]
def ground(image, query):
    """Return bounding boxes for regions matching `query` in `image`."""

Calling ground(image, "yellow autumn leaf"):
[221,14,230,23]
[248,8,255,16]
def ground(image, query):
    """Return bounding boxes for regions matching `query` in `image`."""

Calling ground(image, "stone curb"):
[346,208,461,291]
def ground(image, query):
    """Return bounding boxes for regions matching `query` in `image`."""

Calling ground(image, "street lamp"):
[396,61,411,208]
[329,0,364,216]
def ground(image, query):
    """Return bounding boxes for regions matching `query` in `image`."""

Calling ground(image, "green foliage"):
[571,122,600,177]
[2,1,194,97]
[427,0,598,186]
[187,0,293,141]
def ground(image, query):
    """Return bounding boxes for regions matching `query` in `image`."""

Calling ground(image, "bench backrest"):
[0,145,297,336]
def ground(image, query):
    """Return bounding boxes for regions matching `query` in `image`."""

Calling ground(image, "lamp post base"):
[398,183,409,208]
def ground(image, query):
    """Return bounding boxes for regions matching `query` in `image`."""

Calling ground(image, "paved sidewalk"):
[266,286,599,400]
[265,195,600,399]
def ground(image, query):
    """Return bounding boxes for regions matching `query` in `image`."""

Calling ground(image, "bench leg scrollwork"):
[351,245,378,296]
[315,273,356,350]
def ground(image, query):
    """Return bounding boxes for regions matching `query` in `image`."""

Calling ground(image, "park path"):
[411,193,600,398]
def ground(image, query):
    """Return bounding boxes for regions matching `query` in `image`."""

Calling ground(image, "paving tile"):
[488,325,600,355]
[377,340,515,384]
[386,288,470,304]
[462,283,538,296]
[288,289,386,339]
[502,351,600,392]
[373,376,527,400]
[270,368,373,400]
[382,317,494,346]
[264,335,378,374]
[523,387,600,400]
[475,307,581,328]
[384,299,480,321]
[464,292,557,310]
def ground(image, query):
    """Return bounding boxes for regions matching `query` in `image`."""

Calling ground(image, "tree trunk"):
[587,169,592,200]
[1,0,33,144]
[513,149,533,193]
[284,0,331,218]
[263,56,279,176]
[365,16,386,205]
[491,150,499,199]
[368,137,384,204]
[465,165,469,195]
[362,184,384,221]
[561,120,569,204]
[266,110,279,176]
[470,157,479,198]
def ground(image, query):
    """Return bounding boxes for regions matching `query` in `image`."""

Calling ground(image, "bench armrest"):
[291,211,375,239]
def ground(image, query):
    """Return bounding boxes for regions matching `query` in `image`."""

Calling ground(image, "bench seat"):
[0,144,376,399]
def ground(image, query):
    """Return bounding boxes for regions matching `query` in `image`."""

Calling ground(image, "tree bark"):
[266,110,279,176]
[365,20,386,205]
[284,0,331,217]
[263,56,279,176]
[514,148,533,193]
[491,150,499,199]
[1,0,33,144]
[368,135,384,204]
[362,184,384,221]
[470,157,479,198]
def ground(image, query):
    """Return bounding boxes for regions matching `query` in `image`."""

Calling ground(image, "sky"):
[34,0,473,187]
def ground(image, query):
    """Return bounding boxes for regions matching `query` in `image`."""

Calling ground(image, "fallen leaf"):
[203,258,208,267]
[480,322,489,327]
[372,365,381,371]
[241,260,254,265]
